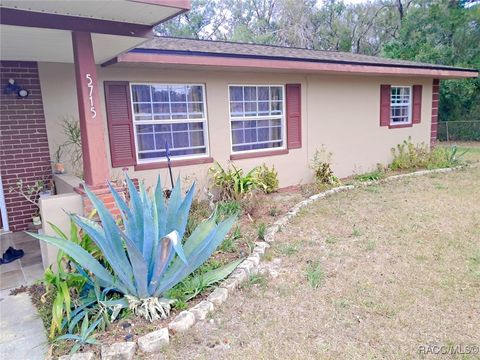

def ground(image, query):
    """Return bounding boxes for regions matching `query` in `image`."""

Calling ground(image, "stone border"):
[61,165,466,360]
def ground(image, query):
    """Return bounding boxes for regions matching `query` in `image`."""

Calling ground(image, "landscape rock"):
[221,277,239,293]
[137,328,169,353]
[207,287,228,306]
[59,352,95,360]
[101,342,136,360]
[190,300,214,321]
[237,259,256,275]
[168,311,196,333]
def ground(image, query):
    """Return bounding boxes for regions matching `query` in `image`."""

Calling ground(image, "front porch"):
[0,1,189,275]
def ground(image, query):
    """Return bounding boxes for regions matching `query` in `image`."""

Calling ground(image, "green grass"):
[354,170,385,182]
[256,222,267,240]
[305,260,324,289]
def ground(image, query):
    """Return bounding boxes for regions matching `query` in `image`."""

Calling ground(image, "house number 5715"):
[86,74,97,119]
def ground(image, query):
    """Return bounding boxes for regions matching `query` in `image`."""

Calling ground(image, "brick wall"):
[0,61,52,231]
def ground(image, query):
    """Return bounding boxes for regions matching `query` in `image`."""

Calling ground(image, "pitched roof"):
[136,36,476,73]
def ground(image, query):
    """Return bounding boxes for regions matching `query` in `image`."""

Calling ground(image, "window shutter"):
[412,85,422,124]
[286,83,302,149]
[380,84,391,127]
[104,81,136,167]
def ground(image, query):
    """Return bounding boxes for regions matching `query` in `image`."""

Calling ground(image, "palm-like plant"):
[30,176,236,320]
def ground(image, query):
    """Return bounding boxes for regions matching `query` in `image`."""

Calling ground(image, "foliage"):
[209,162,261,200]
[215,200,242,221]
[29,175,236,322]
[256,222,267,240]
[167,258,242,306]
[305,260,324,289]
[53,146,64,163]
[185,199,211,238]
[219,225,242,253]
[43,258,87,339]
[354,168,385,182]
[255,164,279,194]
[8,178,49,216]
[60,116,83,177]
[390,138,468,170]
[311,147,339,186]
[55,314,99,354]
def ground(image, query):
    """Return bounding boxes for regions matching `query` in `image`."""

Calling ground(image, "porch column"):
[72,31,110,186]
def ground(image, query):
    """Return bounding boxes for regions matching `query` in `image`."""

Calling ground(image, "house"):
[0,1,477,268]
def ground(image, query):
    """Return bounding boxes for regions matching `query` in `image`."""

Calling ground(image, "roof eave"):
[103,52,478,79]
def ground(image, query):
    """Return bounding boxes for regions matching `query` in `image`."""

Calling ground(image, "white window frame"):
[390,85,412,125]
[228,84,286,154]
[130,83,210,164]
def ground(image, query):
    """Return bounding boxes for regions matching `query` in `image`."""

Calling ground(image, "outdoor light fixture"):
[4,78,30,98]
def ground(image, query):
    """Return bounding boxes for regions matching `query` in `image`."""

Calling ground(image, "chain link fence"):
[437,121,480,141]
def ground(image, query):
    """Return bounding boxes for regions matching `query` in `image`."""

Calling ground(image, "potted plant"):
[53,145,65,174]
[9,178,47,227]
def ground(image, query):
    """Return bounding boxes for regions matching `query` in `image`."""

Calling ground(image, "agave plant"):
[30,176,236,320]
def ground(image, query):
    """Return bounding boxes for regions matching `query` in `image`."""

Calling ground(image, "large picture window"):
[229,85,285,153]
[390,86,411,124]
[131,84,208,161]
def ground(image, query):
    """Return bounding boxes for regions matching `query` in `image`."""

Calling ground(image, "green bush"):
[311,147,339,186]
[209,162,261,200]
[390,138,467,171]
[255,164,279,194]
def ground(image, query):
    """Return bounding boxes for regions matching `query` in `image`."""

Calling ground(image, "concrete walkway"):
[0,293,48,359]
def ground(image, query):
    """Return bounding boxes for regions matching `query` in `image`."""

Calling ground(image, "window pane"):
[187,86,203,102]
[271,101,282,115]
[258,87,269,101]
[270,86,283,101]
[152,85,169,102]
[244,86,257,101]
[190,131,205,146]
[230,102,244,117]
[173,132,190,148]
[245,102,257,116]
[188,102,204,118]
[169,85,187,102]
[137,133,155,151]
[132,85,151,102]
[190,122,203,131]
[171,103,187,119]
[152,103,170,115]
[230,86,243,101]
[245,129,257,143]
[154,133,170,148]
[137,124,153,133]
[134,103,152,115]
[258,101,269,115]
[232,129,244,144]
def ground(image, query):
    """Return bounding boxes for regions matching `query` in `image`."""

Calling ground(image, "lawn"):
[153,143,480,359]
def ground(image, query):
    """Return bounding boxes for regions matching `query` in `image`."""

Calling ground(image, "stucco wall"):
[38,62,432,190]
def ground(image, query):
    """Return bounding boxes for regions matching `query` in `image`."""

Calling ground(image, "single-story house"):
[0,1,477,266]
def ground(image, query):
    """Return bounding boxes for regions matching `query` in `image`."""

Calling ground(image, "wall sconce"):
[4,78,29,98]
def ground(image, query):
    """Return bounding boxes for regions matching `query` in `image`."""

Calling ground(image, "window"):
[229,85,285,153]
[390,86,411,124]
[130,84,208,162]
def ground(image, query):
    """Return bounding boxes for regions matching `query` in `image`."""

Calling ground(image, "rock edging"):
[63,166,465,360]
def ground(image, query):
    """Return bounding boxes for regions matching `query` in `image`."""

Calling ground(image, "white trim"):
[390,85,412,125]
[227,84,286,155]
[0,174,9,232]
[130,83,210,164]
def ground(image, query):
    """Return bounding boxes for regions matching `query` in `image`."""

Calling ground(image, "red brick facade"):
[0,61,52,231]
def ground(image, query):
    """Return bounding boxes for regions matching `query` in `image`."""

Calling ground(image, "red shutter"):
[104,81,136,167]
[412,85,422,124]
[286,83,302,149]
[380,84,391,127]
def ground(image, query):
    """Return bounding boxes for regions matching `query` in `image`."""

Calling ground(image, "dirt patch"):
[151,165,480,360]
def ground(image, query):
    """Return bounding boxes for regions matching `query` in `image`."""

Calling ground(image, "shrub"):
[311,147,339,186]
[255,164,279,194]
[209,162,260,200]
[29,175,238,322]
[215,200,242,221]
[390,138,468,170]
